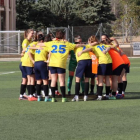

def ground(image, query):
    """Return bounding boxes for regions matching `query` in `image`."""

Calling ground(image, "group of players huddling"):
[19,29,130,102]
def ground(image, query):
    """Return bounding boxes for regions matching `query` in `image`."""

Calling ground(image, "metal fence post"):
[18,30,21,54]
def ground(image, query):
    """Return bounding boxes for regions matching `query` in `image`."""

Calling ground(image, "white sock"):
[30,95,33,98]
[45,96,49,99]
[20,94,23,98]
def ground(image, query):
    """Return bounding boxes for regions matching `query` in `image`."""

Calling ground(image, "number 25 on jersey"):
[51,45,66,54]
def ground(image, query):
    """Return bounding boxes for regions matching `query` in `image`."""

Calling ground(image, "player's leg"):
[67,71,74,95]
[118,68,125,95]
[57,68,66,102]
[80,75,85,94]
[72,60,85,101]
[19,63,28,100]
[122,64,130,96]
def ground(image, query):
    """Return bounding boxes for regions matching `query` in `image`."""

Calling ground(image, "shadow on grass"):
[54,92,140,101]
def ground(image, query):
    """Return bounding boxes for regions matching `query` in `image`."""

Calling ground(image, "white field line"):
[0,71,20,75]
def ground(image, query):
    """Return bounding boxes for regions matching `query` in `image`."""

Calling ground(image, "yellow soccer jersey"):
[22,42,37,67]
[44,40,76,69]
[75,45,91,62]
[92,44,112,64]
[21,39,32,62]
[30,45,48,62]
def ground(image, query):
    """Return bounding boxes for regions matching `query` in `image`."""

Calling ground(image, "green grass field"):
[0,58,140,140]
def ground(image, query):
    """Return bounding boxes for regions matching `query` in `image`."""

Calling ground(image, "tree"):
[16,0,35,30]
[73,0,116,25]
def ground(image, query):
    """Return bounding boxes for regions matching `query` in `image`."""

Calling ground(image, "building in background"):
[0,0,16,30]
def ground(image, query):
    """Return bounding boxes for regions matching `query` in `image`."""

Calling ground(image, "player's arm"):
[28,51,35,64]
[77,48,93,57]
[46,52,51,63]
[75,43,86,48]
[89,42,98,46]
[102,46,111,54]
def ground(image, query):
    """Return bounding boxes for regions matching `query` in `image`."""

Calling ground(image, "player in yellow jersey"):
[28,34,51,102]
[71,36,98,102]
[38,30,85,102]
[22,40,38,101]
[77,35,113,100]
[19,29,34,100]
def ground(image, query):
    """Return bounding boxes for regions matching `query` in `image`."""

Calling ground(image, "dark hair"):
[44,34,52,42]
[37,34,44,42]
[101,34,112,45]
[55,30,65,39]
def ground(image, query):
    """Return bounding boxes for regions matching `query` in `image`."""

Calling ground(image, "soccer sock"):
[97,86,103,96]
[43,85,48,96]
[41,81,43,90]
[90,84,94,93]
[118,83,123,94]
[20,84,26,96]
[60,86,66,98]
[36,84,41,96]
[27,85,30,95]
[51,87,56,98]
[67,76,73,92]
[55,82,58,91]
[30,85,35,96]
[48,80,51,88]
[106,86,110,96]
[112,91,116,96]
[75,82,80,95]
[84,82,89,95]
[80,76,85,93]
[123,81,127,92]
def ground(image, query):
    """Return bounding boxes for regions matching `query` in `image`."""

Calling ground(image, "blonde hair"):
[24,29,34,39]
[88,35,99,43]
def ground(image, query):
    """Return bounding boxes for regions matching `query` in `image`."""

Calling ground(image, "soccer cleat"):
[37,97,41,102]
[28,96,37,101]
[51,98,57,102]
[44,97,52,102]
[84,95,88,101]
[55,91,61,96]
[96,96,102,101]
[19,96,28,100]
[116,94,123,99]
[122,94,125,97]
[71,95,79,102]
[62,98,68,102]
[109,96,116,100]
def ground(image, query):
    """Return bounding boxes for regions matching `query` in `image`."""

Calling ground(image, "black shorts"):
[34,61,48,80]
[113,64,125,76]
[19,62,27,78]
[98,63,112,76]
[76,59,92,78]
[124,64,130,73]
[49,67,66,74]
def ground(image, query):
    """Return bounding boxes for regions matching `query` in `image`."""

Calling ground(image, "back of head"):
[38,34,44,42]
[88,35,99,43]
[74,35,82,43]
[44,34,52,42]
[55,30,65,39]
